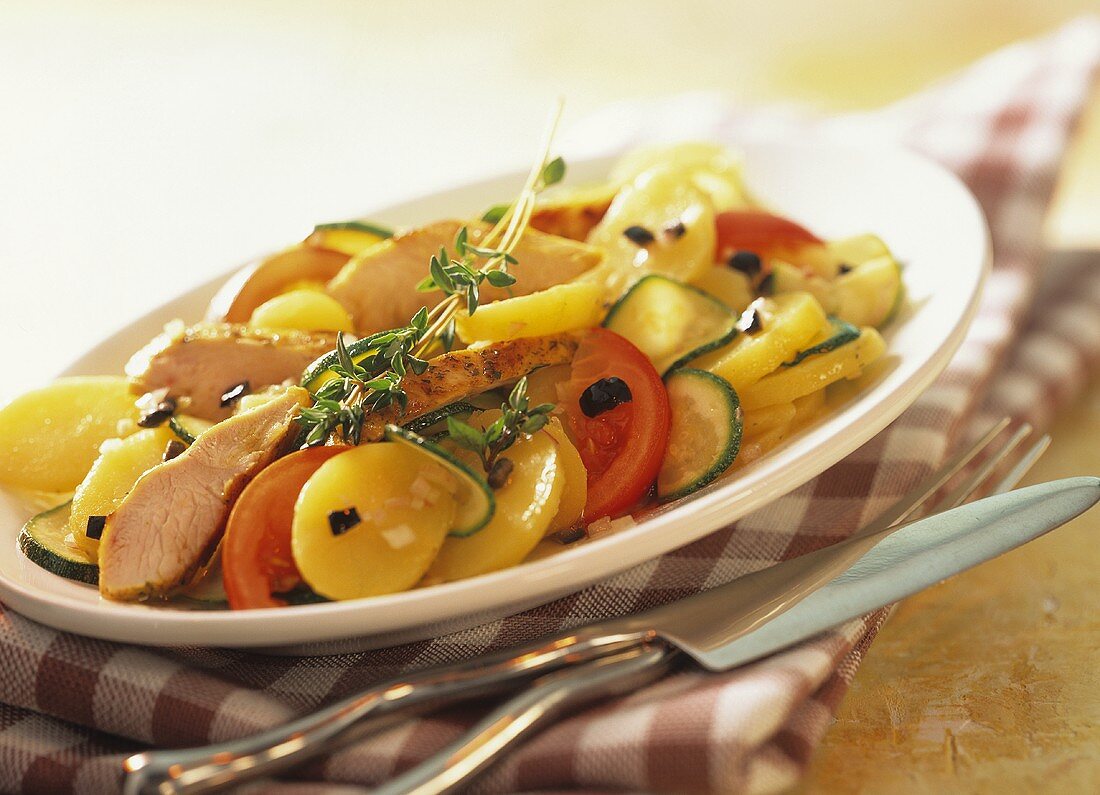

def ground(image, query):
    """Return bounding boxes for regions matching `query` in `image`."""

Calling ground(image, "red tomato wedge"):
[714,210,823,268]
[560,328,671,520]
[224,445,350,609]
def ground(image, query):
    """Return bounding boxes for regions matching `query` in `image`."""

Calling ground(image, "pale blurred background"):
[1,1,1097,791]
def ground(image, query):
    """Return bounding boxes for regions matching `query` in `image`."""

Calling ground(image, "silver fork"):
[124,419,1049,795]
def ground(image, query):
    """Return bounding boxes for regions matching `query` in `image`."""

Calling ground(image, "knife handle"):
[122,628,650,795]
[376,641,674,795]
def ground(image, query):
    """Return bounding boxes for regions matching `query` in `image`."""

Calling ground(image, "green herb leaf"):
[540,156,566,187]
[485,270,517,288]
[446,416,486,452]
[481,203,509,223]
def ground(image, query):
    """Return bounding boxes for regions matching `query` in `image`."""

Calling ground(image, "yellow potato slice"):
[0,377,141,492]
[742,402,796,441]
[544,418,586,535]
[739,328,886,410]
[292,443,457,600]
[524,364,570,407]
[69,426,177,557]
[306,226,388,257]
[249,289,355,334]
[586,164,717,297]
[692,293,829,393]
[690,266,754,314]
[425,425,564,583]
[608,142,753,211]
[455,282,604,343]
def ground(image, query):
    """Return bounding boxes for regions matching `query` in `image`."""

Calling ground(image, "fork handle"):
[122,629,650,795]
[376,642,674,795]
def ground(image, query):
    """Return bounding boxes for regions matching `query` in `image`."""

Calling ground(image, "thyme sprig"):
[298,311,429,445]
[445,377,555,472]
[297,101,566,446]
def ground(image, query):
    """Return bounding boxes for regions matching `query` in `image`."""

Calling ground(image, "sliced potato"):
[69,427,176,557]
[530,181,619,241]
[248,289,355,334]
[292,443,457,600]
[524,364,570,407]
[742,401,796,441]
[0,377,141,492]
[425,421,564,583]
[609,142,753,211]
[455,282,604,343]
[791,388,827,429]
[692,293,829,393]
[585,164,717,298]
[690,266,754,314]
[305,226,389,257]
[206,244,351,324]
[544,418,586,534]
[739,328,886,409]
[826,234,892,272]
[771,261,838,314]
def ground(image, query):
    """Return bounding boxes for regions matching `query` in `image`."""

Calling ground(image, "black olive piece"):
[727,250,762,277]
[838,262,855,275]
[554,526,587,544]
[662,220,687,240]
[622,225,655,246]
[487,457,514,490]
[137,397,178,428]
[219,380,251,407]
[328,507,361,536]
[162,439,187,462]
[579,376,633,418]
[86,515,107,540]
[738,307,764,335]
[757,272,776,296]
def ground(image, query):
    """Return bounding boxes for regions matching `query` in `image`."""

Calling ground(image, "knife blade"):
[605,475,1099,670]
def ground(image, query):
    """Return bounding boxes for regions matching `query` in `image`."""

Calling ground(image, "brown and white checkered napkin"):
[2,18,1099,795]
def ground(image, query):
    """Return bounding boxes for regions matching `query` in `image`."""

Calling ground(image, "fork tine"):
[987,433,1051,496]
[850,417,1011,540]
[932,423,1033,512]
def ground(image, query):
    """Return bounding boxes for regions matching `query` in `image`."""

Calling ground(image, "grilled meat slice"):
[126,323,335,421]
[360,333,581,441]
[326,221,603,335]
[98,386,310,601]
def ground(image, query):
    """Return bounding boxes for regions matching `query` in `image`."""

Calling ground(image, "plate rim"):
[0,138,991,649]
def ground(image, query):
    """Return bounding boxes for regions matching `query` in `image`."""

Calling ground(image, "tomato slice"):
[223,445,350,609]
[714,210,823,270]
[560,328,671,520]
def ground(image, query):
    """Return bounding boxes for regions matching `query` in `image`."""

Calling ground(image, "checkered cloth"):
[3,18,1100,795]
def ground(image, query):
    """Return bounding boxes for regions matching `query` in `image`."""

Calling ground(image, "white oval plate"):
[0,138,989,653]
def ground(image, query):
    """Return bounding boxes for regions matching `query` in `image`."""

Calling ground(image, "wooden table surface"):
[1,2,1097,791]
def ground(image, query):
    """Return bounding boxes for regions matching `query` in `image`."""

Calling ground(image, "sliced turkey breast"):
[326,221,603,335]
[360,332,581,441]
[98,386,310,601]
[126,323,334,421]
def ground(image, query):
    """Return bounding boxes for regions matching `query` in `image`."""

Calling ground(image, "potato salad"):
[0,142,902,608]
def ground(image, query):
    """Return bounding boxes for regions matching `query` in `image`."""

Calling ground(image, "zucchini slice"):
[832,256,902,328]
[300,332,386,392]
[783,317,860,367]
[312,220,395,239]
[383,425,495,537]
[168,414,214,445]
[402,402,479,436]
[657,369,742,501]
[603,274,738,375]
[18,501,99,585]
